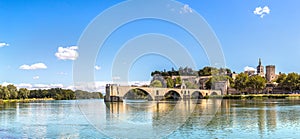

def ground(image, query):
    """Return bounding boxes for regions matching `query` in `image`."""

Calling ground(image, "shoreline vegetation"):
[205,94,300,99]
[0,84,104,104]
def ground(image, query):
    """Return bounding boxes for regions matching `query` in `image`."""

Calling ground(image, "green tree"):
[2,86,10,100]
[18,88,30,99]
[276,73,287,84]
[0,85,3,99]
[166,77,174,88]
[7,84,18,99]
[151,71,161,76]
[234,73,249,93]
[150,80,163,88]
[282,73,299,92]
[248,75,266,94]
[185,81,198,89]
[198,67,219,76]
[174,77,182,85]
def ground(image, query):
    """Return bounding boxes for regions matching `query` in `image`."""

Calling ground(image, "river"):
[0,99,300,138]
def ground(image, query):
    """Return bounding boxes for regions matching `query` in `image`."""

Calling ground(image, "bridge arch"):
[191,91,204,99]
[123,88,153,101]
[164,90,181,101]
[211,92,218,96]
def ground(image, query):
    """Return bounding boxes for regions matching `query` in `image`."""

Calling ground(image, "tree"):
[1,86,10,99]
[276,73,287,85]
[185,81,198,89]
[150,80,163,88]
[174,77,182,86]
[282,73,299,92]
[248,75,266,94]
[166,77,174,88]
[7,84,18,99]
[0,85,3,99]
[151,71,161,76]
[18,88,30,99]
[234,73,249,93]
[226,68,232,74]
[198,67,219,76]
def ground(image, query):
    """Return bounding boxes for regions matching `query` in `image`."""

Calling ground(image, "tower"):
[257,58,264,77]
[266,65,276,82]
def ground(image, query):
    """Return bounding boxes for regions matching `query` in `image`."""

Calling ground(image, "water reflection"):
[99,99,222,138]
[103,99,300,138]
[0,100,104,138]
[1,99,300,138]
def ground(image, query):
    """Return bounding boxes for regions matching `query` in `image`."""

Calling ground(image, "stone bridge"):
[104,84,222,102]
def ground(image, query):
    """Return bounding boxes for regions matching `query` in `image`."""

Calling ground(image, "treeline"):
[276,73,300,92]
[231,72,300,94]
[0,84,103,100]
[151,66,232,77]
[75,90,103,99]
[232,73,266,94]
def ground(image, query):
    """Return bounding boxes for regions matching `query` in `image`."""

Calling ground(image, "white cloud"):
[2,82,65,90]
[16,83,33,89]
[0,42,9,48]
[180,4,193,14]
[19,63,47,70]
[33,76,40,80]
[244,66,256,72]
[129,81,150,86]
[95,65,101,70]
[1,82,13,86]
[57,72,68,75]
[253,6,270,18]
[32,84,49,88]
[55,46,78,60]
[32,84,63,89]
[72,81,151,93]
[50,84,64,88]
[2,82,33,89]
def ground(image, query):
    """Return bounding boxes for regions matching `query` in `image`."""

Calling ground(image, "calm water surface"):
[0,99,300,138]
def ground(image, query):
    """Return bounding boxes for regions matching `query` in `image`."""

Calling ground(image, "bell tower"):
[257,58,264,77]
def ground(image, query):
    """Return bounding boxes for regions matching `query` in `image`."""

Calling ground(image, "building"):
[214,80,230,95]
[257,58,264,77]
[244,70,255,76]
[266,65,276,82]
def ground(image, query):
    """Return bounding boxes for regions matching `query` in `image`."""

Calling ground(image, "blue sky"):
[1,0,300,90]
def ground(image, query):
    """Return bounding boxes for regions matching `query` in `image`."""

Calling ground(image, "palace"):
[256,58,277,82]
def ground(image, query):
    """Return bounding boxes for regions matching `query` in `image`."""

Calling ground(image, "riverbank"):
[206,94,300,99]
[0,98,54,104]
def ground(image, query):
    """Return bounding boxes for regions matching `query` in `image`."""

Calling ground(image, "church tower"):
[257,58,264,77]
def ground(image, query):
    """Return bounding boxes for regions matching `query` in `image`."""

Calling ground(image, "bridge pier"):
[104,96,124,102]
[183,95,190,100]
[154,96,164,101]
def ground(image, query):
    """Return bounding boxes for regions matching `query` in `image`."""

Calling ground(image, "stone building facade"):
[266,65,276,82]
